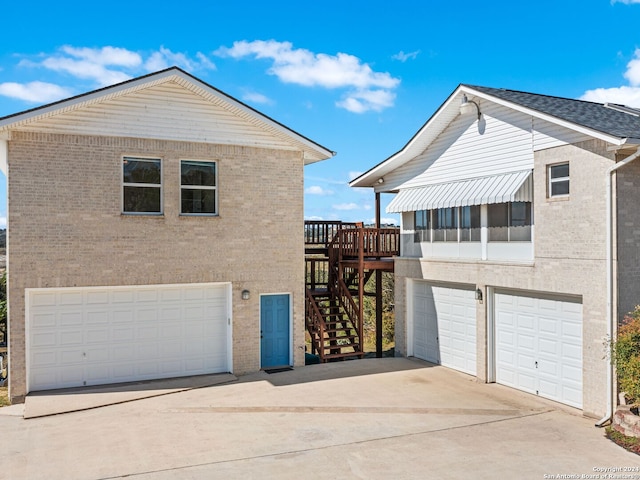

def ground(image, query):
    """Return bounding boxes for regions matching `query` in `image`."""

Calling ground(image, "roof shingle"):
[467,85,640,140]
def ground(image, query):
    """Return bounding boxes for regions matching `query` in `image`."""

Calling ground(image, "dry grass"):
[0,387,10,407]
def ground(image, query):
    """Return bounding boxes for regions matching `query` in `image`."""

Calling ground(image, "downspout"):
[595,146,640,428]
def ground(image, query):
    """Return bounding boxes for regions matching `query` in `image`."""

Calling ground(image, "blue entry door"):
[260,294,291,368]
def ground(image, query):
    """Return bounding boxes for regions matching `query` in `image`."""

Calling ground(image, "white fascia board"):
[350,85,469,189]
[463,86,625,146]
[0,138,7,176]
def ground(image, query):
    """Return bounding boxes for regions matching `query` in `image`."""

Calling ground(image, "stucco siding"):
[7,132,306,402]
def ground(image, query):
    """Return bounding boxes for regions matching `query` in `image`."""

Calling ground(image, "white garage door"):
[412,282,476,375]
[27,283,231,393]
[494,291,582,408]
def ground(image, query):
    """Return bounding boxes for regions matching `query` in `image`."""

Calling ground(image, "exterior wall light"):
[377,178,384,184]
[475,288,483,303]
[241,289,250,300]
[460,94,481,120]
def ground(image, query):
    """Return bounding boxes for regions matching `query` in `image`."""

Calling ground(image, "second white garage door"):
[494,291,582,408]
[412,282,476,375]
[27,283,231,393]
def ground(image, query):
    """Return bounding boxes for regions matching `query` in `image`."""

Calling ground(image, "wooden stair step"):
[322,351,364,360]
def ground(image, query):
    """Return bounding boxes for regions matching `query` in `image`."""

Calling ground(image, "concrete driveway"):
[0,358,637,479]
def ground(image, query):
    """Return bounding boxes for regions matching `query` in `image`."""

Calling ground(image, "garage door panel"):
[413,282,476,375]
[538,337,559,355]
[86,291,108,304]
[59,311,83,325]
[28,283,231,392]
[59,330,83,346]
[59,292,83,305]
[495,292,582,409]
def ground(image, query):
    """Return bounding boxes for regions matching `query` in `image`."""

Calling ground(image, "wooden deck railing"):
[304,220,359,246]
[335,227,400,258]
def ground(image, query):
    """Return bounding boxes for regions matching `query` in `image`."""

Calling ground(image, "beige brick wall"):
[615,155,640,319]
[7,132,306,402]
[394,139,616,417]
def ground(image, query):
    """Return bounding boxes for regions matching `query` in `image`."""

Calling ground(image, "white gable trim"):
[351,84,633,189]
[0,68,333,164]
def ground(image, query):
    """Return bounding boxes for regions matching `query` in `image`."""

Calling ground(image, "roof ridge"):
[463,84,611,107]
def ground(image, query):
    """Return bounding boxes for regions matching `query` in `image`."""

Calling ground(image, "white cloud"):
[333,202,360,210]
[0,217,6,229]
[144,46,216,72]
[14,45,216,93]
[337,88,396,113]
[0,81,73,103]
[581,49,640,107]
[242,91,273,105]
[348,171,363,181]
[612,0,640,4]
[215,40,400,113]
[305,185,334,195]
[392,50,420,62]
[42,45,142,86]
[305,215,324,221]
[580,86,640,106]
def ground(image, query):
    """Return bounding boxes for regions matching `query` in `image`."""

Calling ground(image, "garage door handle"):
[535,361,538,368]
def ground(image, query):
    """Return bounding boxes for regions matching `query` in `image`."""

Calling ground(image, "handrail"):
[334,277,360,339]
[305,288,326,360]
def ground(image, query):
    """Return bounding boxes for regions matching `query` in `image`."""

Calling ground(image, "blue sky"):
[1,0,640,227]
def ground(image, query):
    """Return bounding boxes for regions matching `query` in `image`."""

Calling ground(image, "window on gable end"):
[548,162,569,198]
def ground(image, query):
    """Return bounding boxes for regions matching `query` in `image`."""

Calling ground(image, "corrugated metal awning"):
[386,170,533,213]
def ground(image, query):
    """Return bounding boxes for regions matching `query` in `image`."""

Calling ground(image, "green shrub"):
[612,306,640,406]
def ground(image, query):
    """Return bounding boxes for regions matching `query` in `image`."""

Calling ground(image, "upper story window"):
[123,157,162,214]
[460,205,481,242]
[488,202,531,241]
[414,210,430,242]
[414,206,481,243]
[548,163,569,198]
[181,160,217,215]
[433,207,458,242]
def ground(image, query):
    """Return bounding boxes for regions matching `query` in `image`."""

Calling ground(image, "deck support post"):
[376,269,383,358]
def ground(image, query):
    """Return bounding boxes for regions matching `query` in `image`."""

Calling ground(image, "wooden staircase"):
[305,288,363,361]
[304,221,399,362]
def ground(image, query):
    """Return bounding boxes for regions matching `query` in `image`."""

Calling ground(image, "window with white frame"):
[488,202,532,241]
[180,160,217,215]
[548,162,569,197]
[122,157,162,214]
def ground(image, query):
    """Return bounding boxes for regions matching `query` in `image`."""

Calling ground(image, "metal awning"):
[386,170,533,213]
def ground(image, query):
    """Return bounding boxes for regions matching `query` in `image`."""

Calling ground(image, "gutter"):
[595,146,640,428]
